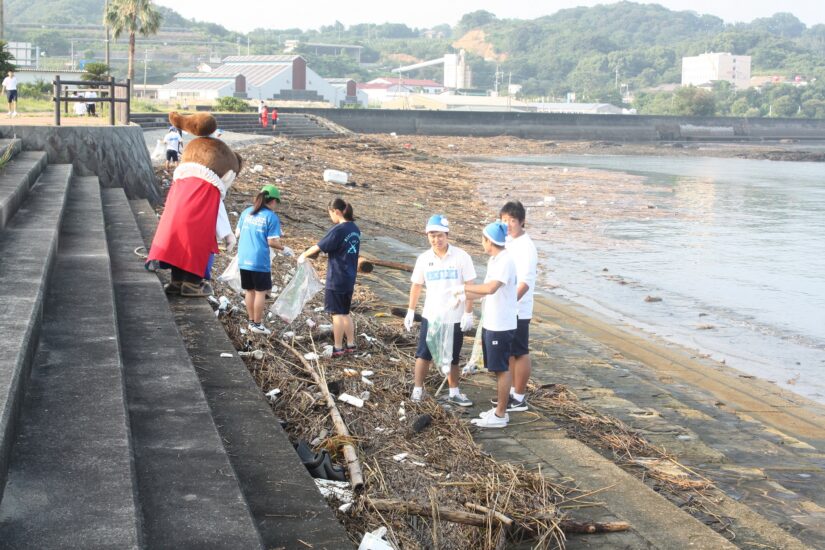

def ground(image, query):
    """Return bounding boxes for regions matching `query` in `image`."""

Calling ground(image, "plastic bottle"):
[323,169,349,185]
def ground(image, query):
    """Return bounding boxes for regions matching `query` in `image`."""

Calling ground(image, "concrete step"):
[0,177,140,548]
[0,164,72,502]
[129,200,353,548]
[0,138,22,160]
[0,151,49,230]
[101,188,263,549]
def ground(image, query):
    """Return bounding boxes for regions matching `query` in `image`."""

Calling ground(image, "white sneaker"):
[471,408,508,428]
[11,111,17,118]
[248,322,271,335]
[411,388,425,402]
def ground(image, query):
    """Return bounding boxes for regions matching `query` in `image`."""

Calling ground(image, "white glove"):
[282,246,294,257]
[403,309,415,332]
[297,255,306,264]
[224,232,237,254]
[460,311,474,332]
[446,285,465,310]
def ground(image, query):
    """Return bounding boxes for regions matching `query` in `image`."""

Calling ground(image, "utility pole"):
[1,0,4,41]
[246,36,250,55]
[143,48,149,96]
[104,0,110,67]
[236,37,241,56]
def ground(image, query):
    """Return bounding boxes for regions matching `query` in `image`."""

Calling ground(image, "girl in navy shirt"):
[299,198,361,356]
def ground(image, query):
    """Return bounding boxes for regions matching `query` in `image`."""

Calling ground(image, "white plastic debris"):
[360,333,377,344]
[207,295,220,306]
[315,479,353,503]
[323,169,349,185]
[306,318,317,328]
[392,452,408,462]
[389,132,397,138]
[360,391,371,401]
[374,427,385,433]
[265,388,281,402]
[220,352,233,358]
[343,368,359,377]
[411,461,426,467]
[361,376,374,386]
[238,350,264,360]
[218,295,230,311]
[318,323,333,334]
[338,502,353,513]
[339,393,364,408]
[239,327,248,335]
[388,357,400,363]
[304,352,320,361]
[314,306,325,312]
[361,370,374,377]
[322,344,334,358]
[358,526,395,550]
[462,364,478,375]
[252,164,264,173]
[282,331,295,339]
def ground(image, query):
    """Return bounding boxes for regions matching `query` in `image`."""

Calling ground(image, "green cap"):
[261,184,281,202]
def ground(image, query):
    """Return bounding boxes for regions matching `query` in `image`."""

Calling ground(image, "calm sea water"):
[479,154,825,402]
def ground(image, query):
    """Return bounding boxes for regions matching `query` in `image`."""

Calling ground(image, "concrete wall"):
[0,125,160,204]
[277,108,825,141]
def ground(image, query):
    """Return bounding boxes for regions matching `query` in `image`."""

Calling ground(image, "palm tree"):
[103,0,161,91]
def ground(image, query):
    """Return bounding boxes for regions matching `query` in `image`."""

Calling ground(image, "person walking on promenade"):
[298,198,361,357]
[85,89,97,116]
[270,108,278,129]
[2,71,18,117]
[260,104,269,128]
[236,184,292,335]
[498,200,538,412]
[458,221,518,428]
[405,214,477,406]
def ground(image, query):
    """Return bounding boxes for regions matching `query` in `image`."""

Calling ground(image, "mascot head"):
[169,111,243,189]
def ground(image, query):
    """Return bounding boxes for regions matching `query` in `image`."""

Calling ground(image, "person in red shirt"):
[270,108,278,129]
[260,105,269,128]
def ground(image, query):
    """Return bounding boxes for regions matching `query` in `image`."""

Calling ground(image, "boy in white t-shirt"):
[405,214,477,406]
[499,200,538,412]
[2,71,18,117]
[459,221,518,428]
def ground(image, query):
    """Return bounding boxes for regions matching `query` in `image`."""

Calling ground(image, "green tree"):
[104,0,162,87]
[0,41,16,75]
[771,95,797,117]
[458,10,496,33]
[82,62,111,82]
[214,96,249,112]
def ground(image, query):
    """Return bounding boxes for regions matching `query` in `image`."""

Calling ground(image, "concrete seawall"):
[0,125,159,204]
[279,108,825,142]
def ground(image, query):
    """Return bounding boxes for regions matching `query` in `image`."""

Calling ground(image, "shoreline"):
[206,133,825,546]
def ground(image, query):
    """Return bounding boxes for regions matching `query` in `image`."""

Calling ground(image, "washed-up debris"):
[358,526,396,550]
[339,393,365,408]
[238,350,264,360]
[220,352,233,358]
[323,168,349,185]
[315,479,354,503]
[265,388,281,402]
[644,295,663,303]
[392,452,408,462]
[304,352,320,361]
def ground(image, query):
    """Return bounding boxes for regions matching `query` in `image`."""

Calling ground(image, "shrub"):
[214,96,250,112]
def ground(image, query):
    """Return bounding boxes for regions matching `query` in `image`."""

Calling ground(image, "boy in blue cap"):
[405,214,477,406]
[458,221,518,428]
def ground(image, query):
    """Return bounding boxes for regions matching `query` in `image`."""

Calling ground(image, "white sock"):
[513,392,525,402]
[449,387,460,397]
[509,387,516,397]
[411,387,423,399]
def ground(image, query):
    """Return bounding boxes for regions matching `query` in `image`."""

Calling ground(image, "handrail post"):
[109,76,116,126]
[125,78,131,124]
[64,88,69,115]
[54,75,61,126]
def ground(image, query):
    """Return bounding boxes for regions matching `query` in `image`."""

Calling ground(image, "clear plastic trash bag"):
[462,321,484,374]
[425,313,455,375]
[217,254,242,294]
[150,139,165,162]
[270,262,325,324]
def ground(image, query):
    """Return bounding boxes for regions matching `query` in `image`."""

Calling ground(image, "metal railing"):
[53,76,131,126]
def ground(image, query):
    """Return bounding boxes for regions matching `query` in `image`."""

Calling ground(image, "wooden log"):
[465,502,513,527]
[367,258,413,272]
[390,307,423,323]
[357,257,374,273]
[368,498,488,527]
[276,340,365,491]
[557,520,630,534]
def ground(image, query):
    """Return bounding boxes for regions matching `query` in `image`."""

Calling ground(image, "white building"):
[325,78,368,107]
[158,55,347,106]
[681,53,751,90]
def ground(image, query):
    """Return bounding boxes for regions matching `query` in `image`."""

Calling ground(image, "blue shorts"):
[240,269,272,291]
[511,318,531,357]
[6,90,17,102]
[325,289,353,315]
[415,318,463,365]
[482,328,515,372]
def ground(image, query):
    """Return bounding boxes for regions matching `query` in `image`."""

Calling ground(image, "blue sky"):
[155,1,824,33]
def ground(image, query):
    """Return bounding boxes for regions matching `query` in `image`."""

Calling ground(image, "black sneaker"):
[490,396,528,412]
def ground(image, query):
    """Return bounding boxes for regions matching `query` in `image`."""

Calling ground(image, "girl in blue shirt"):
[236,184,292,335]
[298,198,361,356]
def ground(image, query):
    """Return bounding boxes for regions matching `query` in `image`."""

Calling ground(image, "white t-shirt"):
[505,232,538,319]
[2,76,17,91]
[411,244,476,324]
[163,131,181,152]
[481,250,518,332]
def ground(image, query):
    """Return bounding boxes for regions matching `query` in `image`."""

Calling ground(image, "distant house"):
[326,78,368,107]
[531,103,628,115]
[158,55,347,105]
[682,53,751,90]
[368,77,444,94]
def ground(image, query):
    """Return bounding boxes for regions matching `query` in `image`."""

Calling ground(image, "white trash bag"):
[270,262,325,324]
[150,139,165,162]
[217,254,243,294]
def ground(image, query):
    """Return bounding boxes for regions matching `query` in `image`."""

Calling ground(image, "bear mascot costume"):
[147,111,241,296]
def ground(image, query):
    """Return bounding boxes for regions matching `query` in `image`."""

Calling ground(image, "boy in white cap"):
[405,214,477,406]
[498,200,538,411]
[459,221,518,428]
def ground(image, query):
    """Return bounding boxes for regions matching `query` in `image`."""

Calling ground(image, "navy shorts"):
[511,318,531,357]
[240,269,272,291]
[166,150,179,162]
[482,328,515,372]
[415,318,463,365]
[325,289,353,315]
[6,90,17,102]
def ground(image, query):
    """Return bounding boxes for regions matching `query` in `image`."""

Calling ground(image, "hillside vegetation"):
[6,1,825,117]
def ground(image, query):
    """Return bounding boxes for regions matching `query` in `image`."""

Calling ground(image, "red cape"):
[147,176,220,275]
